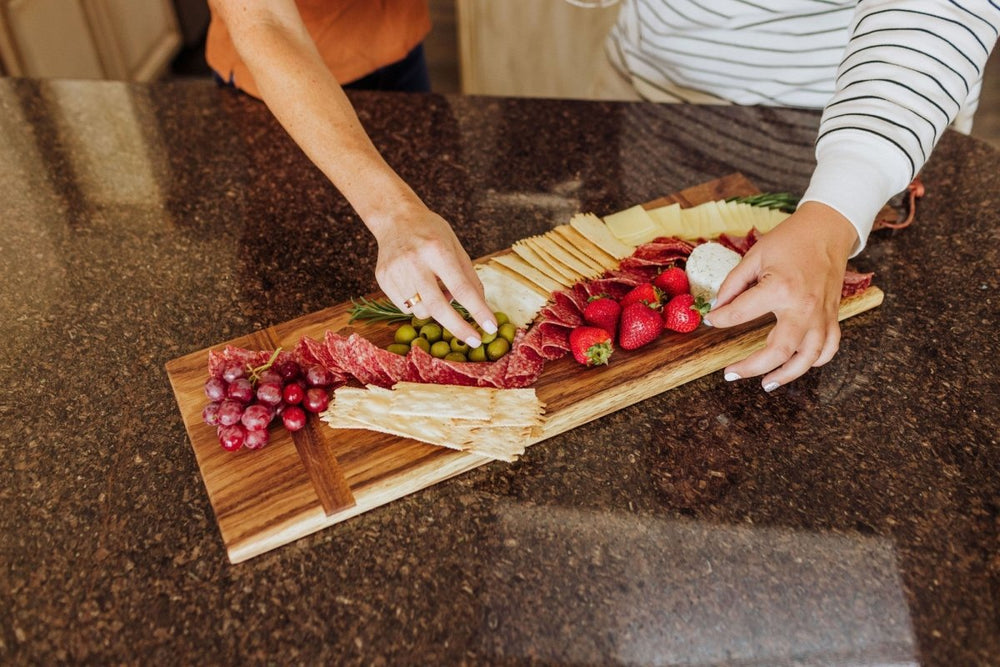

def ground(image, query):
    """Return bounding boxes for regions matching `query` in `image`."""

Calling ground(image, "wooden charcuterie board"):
[165,174,884,563]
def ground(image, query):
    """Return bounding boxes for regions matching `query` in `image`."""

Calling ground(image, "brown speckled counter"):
[2,77,998,665]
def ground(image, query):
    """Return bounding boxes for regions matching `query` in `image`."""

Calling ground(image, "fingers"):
[725,318,840,391]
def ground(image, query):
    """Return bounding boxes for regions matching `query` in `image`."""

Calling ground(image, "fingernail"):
[763,381,780,393]
[466,336,482,348]
[482,321,498,335]
[724,372,741,382]
[702,316,713,327]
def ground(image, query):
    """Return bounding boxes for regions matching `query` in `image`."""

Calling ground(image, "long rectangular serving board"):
[166,174,884,563]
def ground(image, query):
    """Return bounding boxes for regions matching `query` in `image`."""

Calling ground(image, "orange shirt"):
[206,0,431,99]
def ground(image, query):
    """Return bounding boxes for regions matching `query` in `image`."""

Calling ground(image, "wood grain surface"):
[165,174,884,563]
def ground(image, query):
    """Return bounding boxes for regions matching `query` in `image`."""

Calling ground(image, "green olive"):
[486,337,510,361]
[411,316,432,328]
[468,345,487,362]
[430,340,451,358]
[450,338,470,354]
[478,328,498,345]
[386,343,410,355]
[394,324,418,345]
[441,328,454,343]
[444,352,468,362]
[419,323,443,343]
[498,322,517,344]
[493,311,510,327]
[410,337,430,353]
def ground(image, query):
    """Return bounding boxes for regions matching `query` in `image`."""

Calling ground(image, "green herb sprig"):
[348,296,471,324]
[726,192,800,213]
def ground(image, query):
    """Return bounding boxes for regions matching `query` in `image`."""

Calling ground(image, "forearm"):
[210,0,421,240]
[801,0,1000,255]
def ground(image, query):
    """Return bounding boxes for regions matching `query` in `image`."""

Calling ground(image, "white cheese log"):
[685,242,742,304]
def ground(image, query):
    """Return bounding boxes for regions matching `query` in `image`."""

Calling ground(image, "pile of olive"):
[386,312,518,362]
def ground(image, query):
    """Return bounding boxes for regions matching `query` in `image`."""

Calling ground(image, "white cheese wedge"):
[685,241,742,304]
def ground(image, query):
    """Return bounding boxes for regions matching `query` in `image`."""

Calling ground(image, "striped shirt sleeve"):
[800,0,1000,255]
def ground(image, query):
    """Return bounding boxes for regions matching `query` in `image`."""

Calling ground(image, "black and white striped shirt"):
[607,0,1000,252]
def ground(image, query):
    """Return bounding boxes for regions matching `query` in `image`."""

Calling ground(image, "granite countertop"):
[1,77,998,665]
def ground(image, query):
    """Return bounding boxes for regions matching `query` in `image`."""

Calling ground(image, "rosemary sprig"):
[347,296,472,324]
[726,192,800,213]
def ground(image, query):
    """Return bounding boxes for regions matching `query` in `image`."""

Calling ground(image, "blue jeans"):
[343,44,430,93]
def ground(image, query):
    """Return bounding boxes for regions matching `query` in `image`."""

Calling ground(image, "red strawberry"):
[583,295,622,340]
[620,282,662,309]
[569,326,614,367]
[618,302,664,350]
[663,293,711,333]
[653,266,690,299]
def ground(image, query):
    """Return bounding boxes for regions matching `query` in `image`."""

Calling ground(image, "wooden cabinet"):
[0,0,181,80]
[456,0,620,98]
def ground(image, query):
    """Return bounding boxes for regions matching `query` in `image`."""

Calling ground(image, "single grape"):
[244,428,270,450]
[305,365,334,388]
[241,404,273,431]
[282,406,307,431]
[282,382,304,405]
[222,363,246,383]
[303,387,329,413]
[204,377,227,402]
[217,399,244,426]
[202,401,222,426]
[256,381,283,406]
[276,359,302,382]
[227,377,254,403]
[257,369,282,386]
[218,424,246,451]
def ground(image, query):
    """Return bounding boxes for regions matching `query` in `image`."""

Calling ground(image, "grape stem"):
[247,347,282,384]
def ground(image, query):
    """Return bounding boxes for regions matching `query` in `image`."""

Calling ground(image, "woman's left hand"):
[704,201,859,391]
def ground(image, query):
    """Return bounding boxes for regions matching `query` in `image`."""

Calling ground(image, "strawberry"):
[620,282,662,309]
[653,266,690,299]
[569,326,614,367]
[583,295,622,340]
[618,302,664,350]
[663,293,711,333]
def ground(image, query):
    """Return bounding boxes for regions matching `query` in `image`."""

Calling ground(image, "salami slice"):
[208,346,294,379]
[842,270,874,297]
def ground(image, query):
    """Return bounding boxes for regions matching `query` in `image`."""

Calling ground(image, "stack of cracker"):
[320,382,545,462]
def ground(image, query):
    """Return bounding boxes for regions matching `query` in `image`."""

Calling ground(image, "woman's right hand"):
[370,203,497,349]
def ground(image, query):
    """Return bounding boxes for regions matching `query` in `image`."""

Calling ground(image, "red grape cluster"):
[201,358,335,452]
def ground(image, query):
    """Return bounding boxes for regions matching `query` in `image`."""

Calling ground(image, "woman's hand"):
[704,201,859,391]
[371,203,496,348]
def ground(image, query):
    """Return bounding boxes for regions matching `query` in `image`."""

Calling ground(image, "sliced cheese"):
[551,225,619,271]
[569,212,634,259]
[523,236,587,283]
[489,255,562,295]
[603,205,659,246]
[647,202,682,238]
[511,241,575,287]
[532,233,603,280]
[475,263,549,328]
